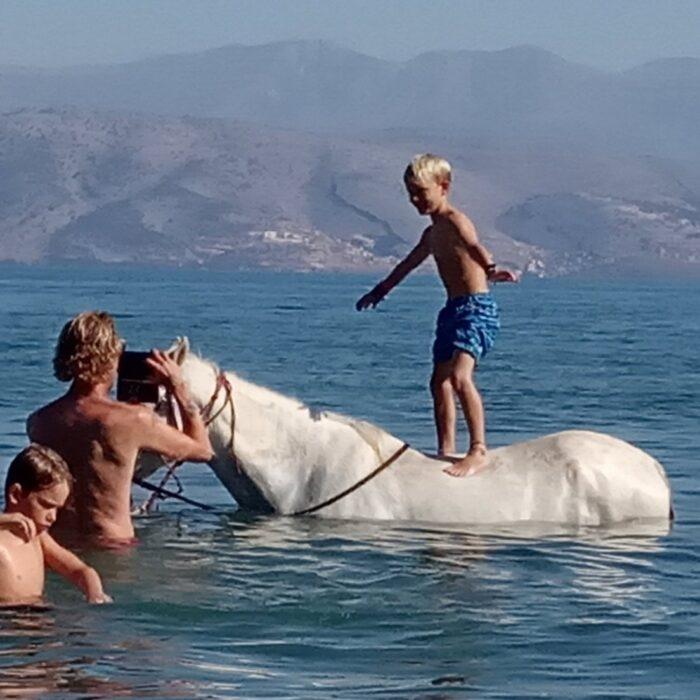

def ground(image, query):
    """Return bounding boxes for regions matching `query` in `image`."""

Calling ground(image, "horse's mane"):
[189,351,391,458]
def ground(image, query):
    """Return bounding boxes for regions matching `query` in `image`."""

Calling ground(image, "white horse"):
[135,339,672,527]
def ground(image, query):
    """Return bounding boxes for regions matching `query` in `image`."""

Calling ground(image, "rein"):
[291,442,410,516]
[139,367,408,516]
[136,369,236,513]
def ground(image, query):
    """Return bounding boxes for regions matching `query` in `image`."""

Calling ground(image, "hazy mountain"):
[1,42,699,275]
[2,41,699,159]
[498,193,700,276]
[2,108,699,276]
[0,108,416,269]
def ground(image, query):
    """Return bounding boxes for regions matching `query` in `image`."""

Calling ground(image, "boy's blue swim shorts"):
[432,293,500,364]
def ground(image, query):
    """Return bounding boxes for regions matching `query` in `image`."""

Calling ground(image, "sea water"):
[0,265,698,699]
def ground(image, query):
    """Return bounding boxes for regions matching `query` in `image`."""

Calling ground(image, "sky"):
[1,0,699,71]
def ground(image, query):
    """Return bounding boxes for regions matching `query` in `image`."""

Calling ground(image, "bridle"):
[135,366,236,513]
[200,369,237,459]
[138,366,409,516]
[201,371,234,425]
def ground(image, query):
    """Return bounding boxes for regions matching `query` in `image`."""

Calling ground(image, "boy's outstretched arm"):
[454,214,519,283]
[356,229,431,310]
[41,533,112,603]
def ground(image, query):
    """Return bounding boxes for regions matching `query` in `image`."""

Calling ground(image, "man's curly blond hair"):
[53,311,123,383]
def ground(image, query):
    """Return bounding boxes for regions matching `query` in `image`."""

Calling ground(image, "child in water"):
[357,154,518,476]
[0,444,111,605]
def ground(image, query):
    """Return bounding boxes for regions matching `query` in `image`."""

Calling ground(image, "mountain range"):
[1,41,699,275]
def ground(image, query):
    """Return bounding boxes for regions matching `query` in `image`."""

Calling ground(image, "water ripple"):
[0,270,698,698]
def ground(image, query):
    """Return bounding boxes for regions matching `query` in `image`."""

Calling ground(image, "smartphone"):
[117,351,161,404]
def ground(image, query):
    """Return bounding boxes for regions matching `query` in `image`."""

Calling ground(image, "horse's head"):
[132,336,219,481]
[165,336,222,409]
[134,338,279,513]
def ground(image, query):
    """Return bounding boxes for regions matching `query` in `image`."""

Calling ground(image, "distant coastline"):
[1,43,698,280]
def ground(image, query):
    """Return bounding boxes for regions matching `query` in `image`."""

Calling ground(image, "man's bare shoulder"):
[100,400,156,433]
[71,401,158,464]
[27,398,66,439]
[27,397,63,423]
[103,402,180,451]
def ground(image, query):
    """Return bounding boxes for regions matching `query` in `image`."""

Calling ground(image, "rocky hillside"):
[1,108,699,276]
[0,109,413,269]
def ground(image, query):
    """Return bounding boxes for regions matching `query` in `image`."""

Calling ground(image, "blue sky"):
[1,0,699,70]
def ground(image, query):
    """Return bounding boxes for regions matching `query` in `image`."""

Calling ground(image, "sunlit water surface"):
[0,266,698,698]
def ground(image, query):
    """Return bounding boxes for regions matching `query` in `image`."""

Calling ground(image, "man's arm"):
[134,406,214,462]
[41,533,111,603]
[356,229,431,310]
[142,350,214,462]
[453,214,519,283]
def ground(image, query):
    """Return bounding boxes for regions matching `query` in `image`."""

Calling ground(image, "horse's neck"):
[185,356,397,512]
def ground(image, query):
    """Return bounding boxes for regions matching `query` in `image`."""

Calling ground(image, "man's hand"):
[0,513,37,542]
[141,350,213,462]
[146,349,185,391]
[356,284,388,310]
[488,267,520,284]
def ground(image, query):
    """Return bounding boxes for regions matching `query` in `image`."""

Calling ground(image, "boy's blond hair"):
[53,311,123,383]
[404,154,452,186]
[4,444,73,502]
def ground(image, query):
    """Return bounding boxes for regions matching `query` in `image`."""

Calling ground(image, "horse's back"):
[394,430,672,525]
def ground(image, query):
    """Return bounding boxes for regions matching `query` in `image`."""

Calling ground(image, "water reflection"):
[0,607,125,697]
[0,603,204,698]
[0,270,697,698]
[0,501,677,699]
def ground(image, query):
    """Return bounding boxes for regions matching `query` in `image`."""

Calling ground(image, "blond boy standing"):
[356,154,518,476]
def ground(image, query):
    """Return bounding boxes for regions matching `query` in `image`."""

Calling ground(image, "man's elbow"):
[188,442,214,463]
[198,447,215,462]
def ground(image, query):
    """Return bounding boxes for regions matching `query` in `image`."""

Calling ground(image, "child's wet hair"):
[404,153,452,186]
[4,444,73,501]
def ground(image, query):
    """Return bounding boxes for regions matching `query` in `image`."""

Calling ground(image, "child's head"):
[404,154,452,188]
[4,445,73,533]
[403,154,452,215]
[54,311,123,385]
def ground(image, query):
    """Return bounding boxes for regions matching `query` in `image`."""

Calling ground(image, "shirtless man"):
[0,444,110,605]
[27,311,214,546]
[357,154,518,476]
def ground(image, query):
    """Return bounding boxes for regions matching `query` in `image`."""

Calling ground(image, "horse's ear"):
[166,336,190,365]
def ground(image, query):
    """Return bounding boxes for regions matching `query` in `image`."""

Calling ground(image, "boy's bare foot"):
[443,444,487,478]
